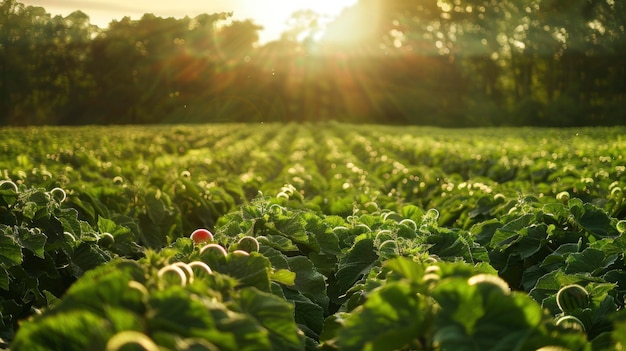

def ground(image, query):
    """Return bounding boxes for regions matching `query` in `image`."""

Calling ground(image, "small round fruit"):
[467,274,510,295]
[556,284,589,313]
[199,243,228,266]
[378,239,398,259]
[190,228,213,244]
[98,232,115,247]
[617,220,626,234]
[556,191,570,202]
[555,315,586,332]
[237,236,260,253]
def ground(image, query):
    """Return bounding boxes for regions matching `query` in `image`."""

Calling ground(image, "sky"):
[21,0,358,43]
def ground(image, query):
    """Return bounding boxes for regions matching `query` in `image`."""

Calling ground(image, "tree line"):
[1,0,624,126]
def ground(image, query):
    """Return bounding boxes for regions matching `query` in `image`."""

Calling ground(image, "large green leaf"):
[383,257,424,283]
[145,190,166,224]
[517,224,548,259]
[263,234,299,252]
[221,252,271,292]
[400,205,425,225]
[259,245,290,270]
[238,287,303,351]
[70,242,112,276]
[338,283,428,351]
[0,230,22,267]
[56,207,83,237]
[0,267,9,290]
[470,218,502,246]
[148,287,215,336]
[433,278,544,351]
[268,214,309,245]
[57,260,147,315]
[16,227,47,259]
[287,256,328,312]
[425,227,484,263]
[10,310,112,351]
[209,305,271,350]
[490,214,534,250]
[284,288,325,339]
[565,247,618,275]
[304,212,341,256]
[569,199,618,238]
[335,238,378,295]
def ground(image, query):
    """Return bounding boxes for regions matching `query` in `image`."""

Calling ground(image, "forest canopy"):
[0,0,624,126]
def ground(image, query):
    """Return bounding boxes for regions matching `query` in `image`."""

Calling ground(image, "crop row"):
[2,124,624,226]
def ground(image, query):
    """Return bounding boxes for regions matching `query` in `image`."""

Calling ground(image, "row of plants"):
[2,124,624,222]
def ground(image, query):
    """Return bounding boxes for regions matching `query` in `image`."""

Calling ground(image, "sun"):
[247,0,359,43]
[318,0,383,46]
[300,0,359,16]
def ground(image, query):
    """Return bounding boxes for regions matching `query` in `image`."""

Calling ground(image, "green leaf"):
[517,224,548,259]
[97,216,118,233]
[529,270,602,306]
[308,251,338,277]
[241,202,263,220]
[145,190,166,224]
[470,218,502,246]
[102,306,145,332]
[287,256,329,312]
[17,227,47,259]
[208,304,270,350]
[304,213,341,256]
[425,227,478,262]
[272,214,310,244]
[490,214,534,250]
[138,209,177,249]
[0,229,22,267]
[540,242,580,270]
[335,238,378,295]
[271,269,296,286]
[0,267,9,290]
[433,278,544,351]
[11,310,112,351]
[70,242,112,277]
[384,257,424,283]
[565,248,617,275]
[320,312,347,343]
[56,207,83,236]
[264,234,299,252]
[433,280,484,334]
[570,201,618,238]
[533,270,584,291]
[283,288,325,346]
[238,287,303,351]
[612,312,626,349]
[259,245,290,270]
[148,287,214,336]
[338,283,427,351]
[58,260,147,315]
[400,205,424,225]
[221,252,271,292]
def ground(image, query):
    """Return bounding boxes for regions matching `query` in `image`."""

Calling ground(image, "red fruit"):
[190,229,213,244]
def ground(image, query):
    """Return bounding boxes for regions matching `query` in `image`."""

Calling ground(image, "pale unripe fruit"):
[237,236,260,253]
[556,284,589,313]
[98,232,115,247]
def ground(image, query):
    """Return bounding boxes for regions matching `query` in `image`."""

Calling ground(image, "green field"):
[1,123,626,350]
